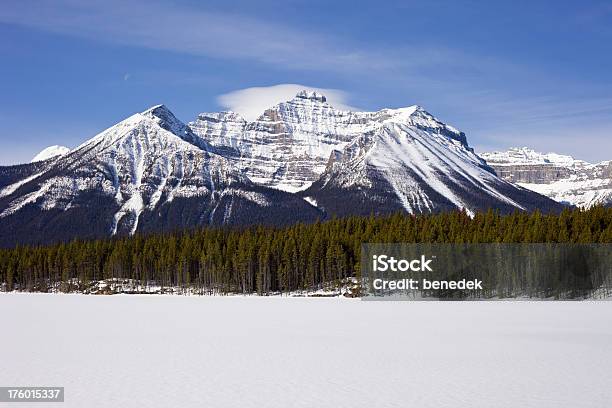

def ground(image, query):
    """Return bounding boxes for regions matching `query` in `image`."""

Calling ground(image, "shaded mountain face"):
[0,105,320,246]
[481,147,612,208]
[0,92,565,247]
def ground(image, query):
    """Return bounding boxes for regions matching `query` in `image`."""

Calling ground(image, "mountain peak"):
[294,90,327,103]
[31,145,70,162]
[69,104,199,154]
[377,104,467,147]
[140,104,188,136]
[141,104,174,120]
[482,147,583,167]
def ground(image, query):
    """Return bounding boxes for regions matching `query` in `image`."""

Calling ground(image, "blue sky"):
[1,0,612,164]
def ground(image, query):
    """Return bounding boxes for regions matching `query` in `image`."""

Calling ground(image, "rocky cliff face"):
[190,91,361,192]
[481,147,612,208]
[491,165,573,184]
[189,91,470,193]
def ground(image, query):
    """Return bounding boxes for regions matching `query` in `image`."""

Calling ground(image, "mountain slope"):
[481,147,612,208]
[301,109,563,216]
[0,105,320,246]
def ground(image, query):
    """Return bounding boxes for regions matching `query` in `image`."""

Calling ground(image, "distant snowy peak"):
[481,147,587,168]
[481,147,611,208]
[31,145,70,162]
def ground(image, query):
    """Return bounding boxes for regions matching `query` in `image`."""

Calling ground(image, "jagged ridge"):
[481,147,612,208]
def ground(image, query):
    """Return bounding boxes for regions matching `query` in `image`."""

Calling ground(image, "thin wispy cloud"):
[0,0,379,72]
[0,1,564,108]
[1,0,611,163]
[0,0,499,77]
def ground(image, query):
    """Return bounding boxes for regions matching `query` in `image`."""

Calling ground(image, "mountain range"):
[481,147,612,208]
[0,91,563,246]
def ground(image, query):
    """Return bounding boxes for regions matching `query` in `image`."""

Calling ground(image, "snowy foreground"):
[2,294,611,408]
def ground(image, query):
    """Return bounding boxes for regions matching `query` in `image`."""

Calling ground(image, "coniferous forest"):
[1,207,611,295]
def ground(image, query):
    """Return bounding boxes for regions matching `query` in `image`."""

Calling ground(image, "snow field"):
[1,294,611,408]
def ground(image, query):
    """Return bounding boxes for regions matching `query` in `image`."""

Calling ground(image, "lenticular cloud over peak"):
[216,84,360,121]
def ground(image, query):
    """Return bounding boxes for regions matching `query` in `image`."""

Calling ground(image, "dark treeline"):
[1,207,611,294]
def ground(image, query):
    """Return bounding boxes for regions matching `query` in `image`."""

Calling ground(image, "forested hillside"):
[1,207,611,295]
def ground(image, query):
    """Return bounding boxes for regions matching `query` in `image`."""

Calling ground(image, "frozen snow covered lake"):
[1,294,611,408]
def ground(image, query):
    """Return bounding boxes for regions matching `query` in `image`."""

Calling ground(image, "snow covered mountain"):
[191,92,560,216]
[189,91,471,194]
[190,90,360,192]
[301,112,561,217]
[481,147,612,208]
[0,105,319,246]
[31,145,71,162]
[0,92,565,246]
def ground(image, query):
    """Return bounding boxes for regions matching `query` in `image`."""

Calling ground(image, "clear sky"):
[1,0,612,164]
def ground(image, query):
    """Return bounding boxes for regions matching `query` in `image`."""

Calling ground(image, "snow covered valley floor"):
[1,294,611,408]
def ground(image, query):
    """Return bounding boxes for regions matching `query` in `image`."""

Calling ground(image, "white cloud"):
[217,84,360,121]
